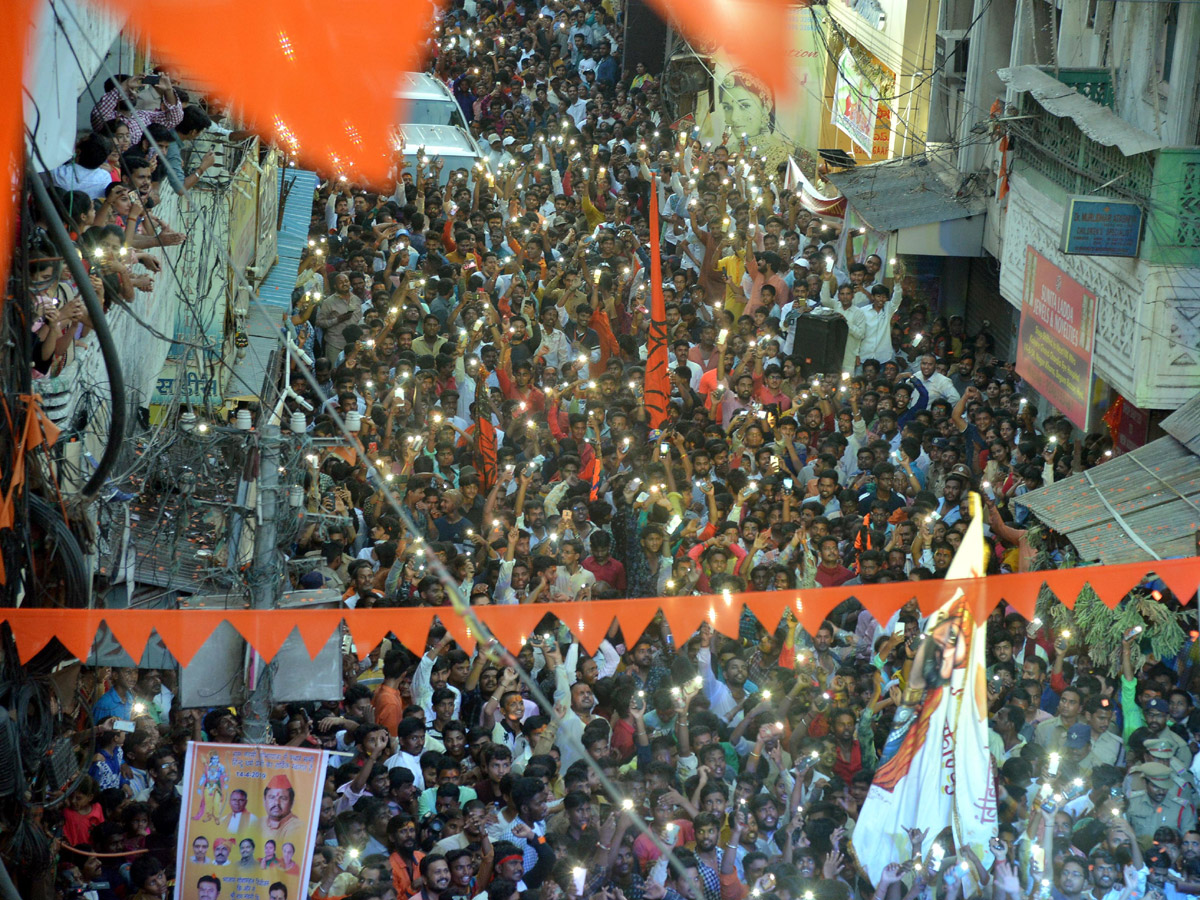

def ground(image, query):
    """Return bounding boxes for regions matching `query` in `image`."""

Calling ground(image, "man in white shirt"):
[913,353,961,404]
[485,134,513,171]
[819,278,868,372]
[697,644,755,723]
[536,306,573,372]
[578,46,603,79]
[221,789,259,833]
[778,259,815,356]
[566,86,590,127]
[672,340,704,390]
[552,539,595,600]
[857,281,903,366]
[51,133,116,200]
[384,717,430,789]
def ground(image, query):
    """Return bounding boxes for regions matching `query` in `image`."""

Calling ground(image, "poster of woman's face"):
[694,5,827,176]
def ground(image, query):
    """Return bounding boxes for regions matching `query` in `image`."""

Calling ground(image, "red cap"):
[266,774,293,791]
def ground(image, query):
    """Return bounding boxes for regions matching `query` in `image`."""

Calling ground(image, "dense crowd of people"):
[28,2,1181,900]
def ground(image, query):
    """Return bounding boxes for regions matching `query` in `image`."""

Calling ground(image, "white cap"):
[791,255,810,268]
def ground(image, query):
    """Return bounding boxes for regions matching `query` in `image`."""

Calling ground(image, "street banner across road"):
[175,742,326,900]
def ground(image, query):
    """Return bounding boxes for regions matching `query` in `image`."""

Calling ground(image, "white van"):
[395,73,472,132]
[395,124,488,188]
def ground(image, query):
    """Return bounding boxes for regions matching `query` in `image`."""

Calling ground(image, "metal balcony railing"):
[1011,88,1200,266]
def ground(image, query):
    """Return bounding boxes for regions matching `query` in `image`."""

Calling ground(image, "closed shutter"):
[965,253,1016,362]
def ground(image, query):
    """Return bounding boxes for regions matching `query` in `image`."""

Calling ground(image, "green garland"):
[1034,577,1188,678]
[1013,525,1188,676]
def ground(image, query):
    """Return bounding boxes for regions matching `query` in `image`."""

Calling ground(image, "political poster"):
[175,743,326,900]
[1015,246,1097,431]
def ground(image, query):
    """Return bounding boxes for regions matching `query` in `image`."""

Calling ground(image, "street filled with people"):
[33,2,1196,900]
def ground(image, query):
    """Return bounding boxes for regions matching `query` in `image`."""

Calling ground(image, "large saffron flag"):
[643,178,670,431]
[851,494,996,883]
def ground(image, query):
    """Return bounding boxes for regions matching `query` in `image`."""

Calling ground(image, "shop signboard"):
[1015,246,1097,430]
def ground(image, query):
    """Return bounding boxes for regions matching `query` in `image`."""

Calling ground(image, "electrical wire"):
[31,19,296,507]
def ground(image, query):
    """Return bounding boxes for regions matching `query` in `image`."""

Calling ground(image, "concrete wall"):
[24,0,126,168]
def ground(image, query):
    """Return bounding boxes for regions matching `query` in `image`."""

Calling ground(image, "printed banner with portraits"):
[175,743,326,900]
[694,3,828,179]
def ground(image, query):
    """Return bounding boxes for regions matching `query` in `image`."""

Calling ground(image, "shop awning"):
[1013,433,1200,564]
[997,66,1163,156]
[825,156,988,233]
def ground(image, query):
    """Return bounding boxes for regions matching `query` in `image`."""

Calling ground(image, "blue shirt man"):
[92,666,139,723]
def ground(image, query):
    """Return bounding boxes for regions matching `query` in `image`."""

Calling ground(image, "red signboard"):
[1116,399,1151,453]
[1015,247,1097,430]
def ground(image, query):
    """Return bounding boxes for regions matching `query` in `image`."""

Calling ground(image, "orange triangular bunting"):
[438,610,477,655]
[853,581,916,624]
[578,600,658,656]
[103,612,162,664]
[1153,559,1200,606]
[1042,568,1099,609]
[346,609,399,660]
[923,577,992,623]
[742,593,793,635]
[98,0,436,183]
[1089,564,1153,609]
[794,589,850,638]
[154,610,231,667]
[296,611,346,659]
[995,572,1046,620]
[477,605,554,654]
[706,592,747,639]
[6,609,100,664]
[661,594,714,648]
[227,612,296,663]
[393,608,438,653]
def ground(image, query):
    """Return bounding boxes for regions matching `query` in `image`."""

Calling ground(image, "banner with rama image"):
[175,742,326,900]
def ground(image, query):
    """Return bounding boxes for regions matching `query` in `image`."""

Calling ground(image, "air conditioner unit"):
[936,30,970,80]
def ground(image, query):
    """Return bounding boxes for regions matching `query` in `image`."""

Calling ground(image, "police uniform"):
[1127,762,1197,848]
[1146,739,1200,806]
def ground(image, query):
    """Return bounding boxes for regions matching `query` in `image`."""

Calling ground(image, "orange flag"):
[0,0,38,312]
[641,0,794,102]
[97,0,439,183]
[643,179,670,431]
[474,415,498,492]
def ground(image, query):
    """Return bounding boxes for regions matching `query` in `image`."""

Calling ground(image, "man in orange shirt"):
[389,815,425,900]
[372,648,407,738]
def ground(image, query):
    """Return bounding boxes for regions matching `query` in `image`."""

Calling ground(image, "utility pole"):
[241,423,283,744]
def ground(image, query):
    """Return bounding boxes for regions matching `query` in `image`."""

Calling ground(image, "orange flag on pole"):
[643,179,670,431]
